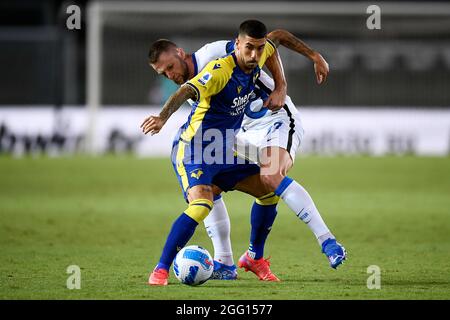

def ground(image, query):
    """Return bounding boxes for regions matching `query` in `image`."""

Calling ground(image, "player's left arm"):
[268,29,329,84]
[141,84,196,135]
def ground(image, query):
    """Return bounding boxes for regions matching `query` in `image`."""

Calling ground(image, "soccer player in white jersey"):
[144,27,346,282]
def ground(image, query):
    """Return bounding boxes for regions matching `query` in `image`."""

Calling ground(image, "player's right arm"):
[141,84,196,135]
[141,59,229,135]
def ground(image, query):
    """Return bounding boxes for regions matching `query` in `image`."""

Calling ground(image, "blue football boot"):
[210,260,238,280]
[321,238,347,269]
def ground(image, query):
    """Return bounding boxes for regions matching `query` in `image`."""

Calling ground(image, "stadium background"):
[0,0,449,299]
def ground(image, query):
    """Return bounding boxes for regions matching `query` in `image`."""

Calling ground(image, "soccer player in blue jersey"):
[143,20,283,285]
[142,20,346,285]
[147,34,347,280]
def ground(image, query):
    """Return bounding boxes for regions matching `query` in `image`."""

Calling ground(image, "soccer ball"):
[173,245,214,286]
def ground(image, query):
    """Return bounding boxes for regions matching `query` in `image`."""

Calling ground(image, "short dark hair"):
[238,20,267,39]
[148,39,177,64]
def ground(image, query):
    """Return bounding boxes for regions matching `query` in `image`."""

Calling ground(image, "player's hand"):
[263,86,286,111]
[312,52,329,84]
[140,115,166,135]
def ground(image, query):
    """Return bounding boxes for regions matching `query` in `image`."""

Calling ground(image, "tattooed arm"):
[141,84,196,135]
[267,29,329,84]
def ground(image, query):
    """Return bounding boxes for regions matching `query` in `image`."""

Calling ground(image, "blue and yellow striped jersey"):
[179,39,276,145]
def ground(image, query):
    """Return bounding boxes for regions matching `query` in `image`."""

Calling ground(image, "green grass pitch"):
[1,156,449,299]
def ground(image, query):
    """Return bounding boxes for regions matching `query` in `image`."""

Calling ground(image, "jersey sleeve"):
[258,38,277,68]
[194,40,230,73]
[186,60,230,102]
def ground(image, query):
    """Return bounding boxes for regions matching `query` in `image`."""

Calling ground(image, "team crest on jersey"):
[237,85,242,94]
[253,71,260,84]
[198,72,212,85]
[190,169,204,179]
[213,63,221,70]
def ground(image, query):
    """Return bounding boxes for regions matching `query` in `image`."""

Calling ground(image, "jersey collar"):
[192,52,199,76]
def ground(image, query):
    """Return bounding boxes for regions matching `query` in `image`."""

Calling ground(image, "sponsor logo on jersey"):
[229,90,254,116]
[232,90,253,109]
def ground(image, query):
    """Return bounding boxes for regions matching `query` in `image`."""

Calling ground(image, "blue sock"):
[156,213,198,271]
[248,202,278,260]
[274,176,294,197]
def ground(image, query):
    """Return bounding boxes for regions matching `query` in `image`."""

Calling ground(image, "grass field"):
[1,156,449,300]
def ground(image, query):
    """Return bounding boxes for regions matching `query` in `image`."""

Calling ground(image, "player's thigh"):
[212,162,260,194]
[260,146,293,177]
[233,174,272,198]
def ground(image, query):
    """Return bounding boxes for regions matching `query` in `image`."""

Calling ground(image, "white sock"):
[203,197,234,266]
[279,180,334,245]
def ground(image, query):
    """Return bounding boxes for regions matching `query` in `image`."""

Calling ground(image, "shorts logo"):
[266,121,283,136]
[190,169,204,179]
[198,72,212,85]
[237,86,242,94]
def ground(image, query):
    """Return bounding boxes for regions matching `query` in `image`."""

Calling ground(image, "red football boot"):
[238,251,280,282]
[148,268,169,286]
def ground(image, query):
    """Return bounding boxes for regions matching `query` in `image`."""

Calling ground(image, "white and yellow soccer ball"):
[173,245,214,286]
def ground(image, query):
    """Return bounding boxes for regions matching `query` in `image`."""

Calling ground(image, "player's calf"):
[148,186,215,285]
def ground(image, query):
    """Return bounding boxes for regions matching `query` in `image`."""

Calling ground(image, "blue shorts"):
[171,140,260,201]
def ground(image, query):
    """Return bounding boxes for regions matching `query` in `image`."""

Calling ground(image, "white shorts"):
[234,96,304,164]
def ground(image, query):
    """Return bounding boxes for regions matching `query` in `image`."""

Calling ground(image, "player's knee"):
[187,185,214,201]
[184,199,214,223]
